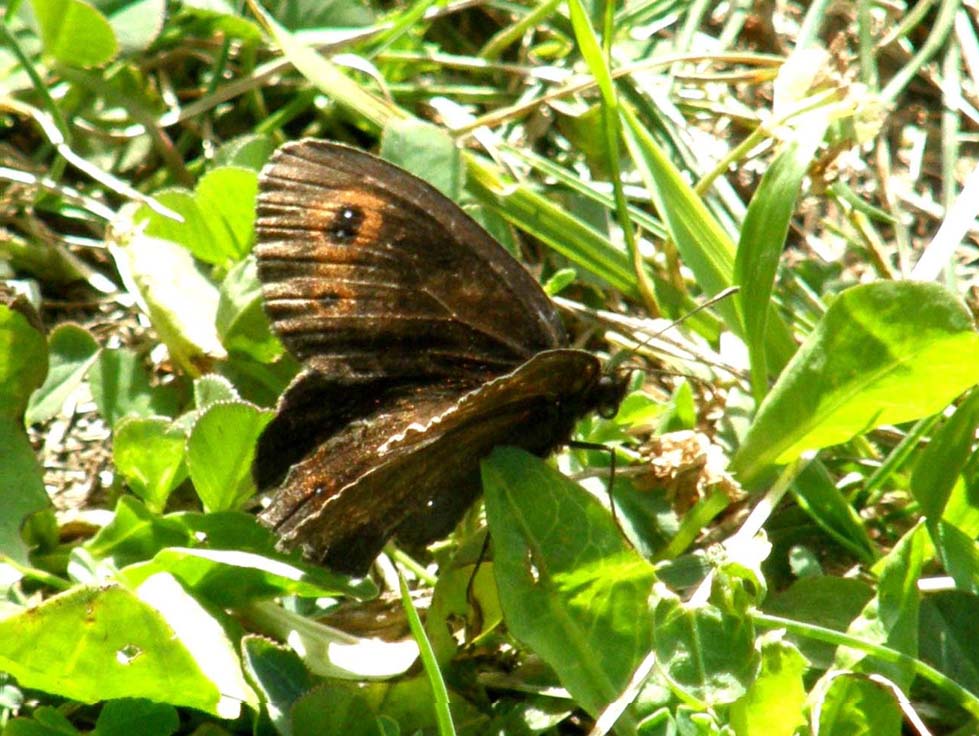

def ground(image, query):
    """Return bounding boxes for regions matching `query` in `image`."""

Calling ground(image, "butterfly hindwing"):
[259,350,602,574]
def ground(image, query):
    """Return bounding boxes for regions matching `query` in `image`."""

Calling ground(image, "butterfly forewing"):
[255,140,567,381]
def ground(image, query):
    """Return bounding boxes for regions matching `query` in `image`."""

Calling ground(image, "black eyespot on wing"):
[327,206,364,243]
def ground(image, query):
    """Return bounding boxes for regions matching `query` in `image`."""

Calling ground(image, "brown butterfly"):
[253,140,628,574]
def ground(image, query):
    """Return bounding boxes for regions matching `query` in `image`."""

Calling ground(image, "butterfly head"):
[594,369,631,419]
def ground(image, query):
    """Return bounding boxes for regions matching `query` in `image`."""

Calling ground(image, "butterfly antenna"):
[605,285,740,374]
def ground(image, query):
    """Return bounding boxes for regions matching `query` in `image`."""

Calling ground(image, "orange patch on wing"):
[305,188,386,248]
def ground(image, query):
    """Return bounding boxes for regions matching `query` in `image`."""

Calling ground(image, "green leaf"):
[93,698,179,736]
[120,547,372,607]
[195,167,259,261]
[216,256,282,363]
[619,106,736,320]
[729,633,808,736]
[735,132,828,401]
[815,674,902,736]
[291,686,384,736]
[381,120,464,201]
[31,0,118,67]
[619,105,798,370]
[734,282,979,483]
[110,219,227,376]
[763,575,874,669]
[186,400,274,511]
[466,157,637,298]
[84,497,193,569]
[138,167,258,267]
[213,134,277,170]
[911,388,979,520]
[5,706,81,735]
[0,305,49,566]
[25,324,100,426]
[0,577,254,718]
[89,348,177,427]
[933,520,979,594]
[837,523,927,688]
[96,0,166,54]
[113,416,188,512]
[0,415,49,567]
[653,591,758,705]
[791,461,875,564]
[241,634,312,736]
[481,447,655,718]
[193,373,241,410]
[0,304,48,421]
[919,590,979,698]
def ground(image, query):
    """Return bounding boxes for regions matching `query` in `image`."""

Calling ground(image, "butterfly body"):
[254,140,626,574]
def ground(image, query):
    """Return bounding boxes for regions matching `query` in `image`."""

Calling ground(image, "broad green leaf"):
[25,324,100,425]
[138,167,257,266]
[291,686,384,736]
[84,497,192,569]
[113,416,188,512]
[733,282,979,483]
[120,547,373,607]
[911,388,979,521]
[0,576,254,718]
[0,416,48,567]
[99,0,166,54]
[729,633,808,736]
[31,0,118,67]
[0,304,48,421]
[216,256,282,363]
[763,575,873,669]
[193,373,240,410]
[0,306,49,568]
[933,521,979,594]
[836,523,927,688]
[381,120,464,200]
[653,591,757,705]
[919,590,979,697]
[109,218,226,376]
[186,400,273,511]
[5,706,80,735]
[241,635,311,736]
[93,698,178,736]
[195,167,258,261]
[89,347,177,427]
[815,674,902,736]
[482,447,655,719]
[213,133,277,170]
[168,509,281,552]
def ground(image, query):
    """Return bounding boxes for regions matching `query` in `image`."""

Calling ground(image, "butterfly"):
[252,140,628,574]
